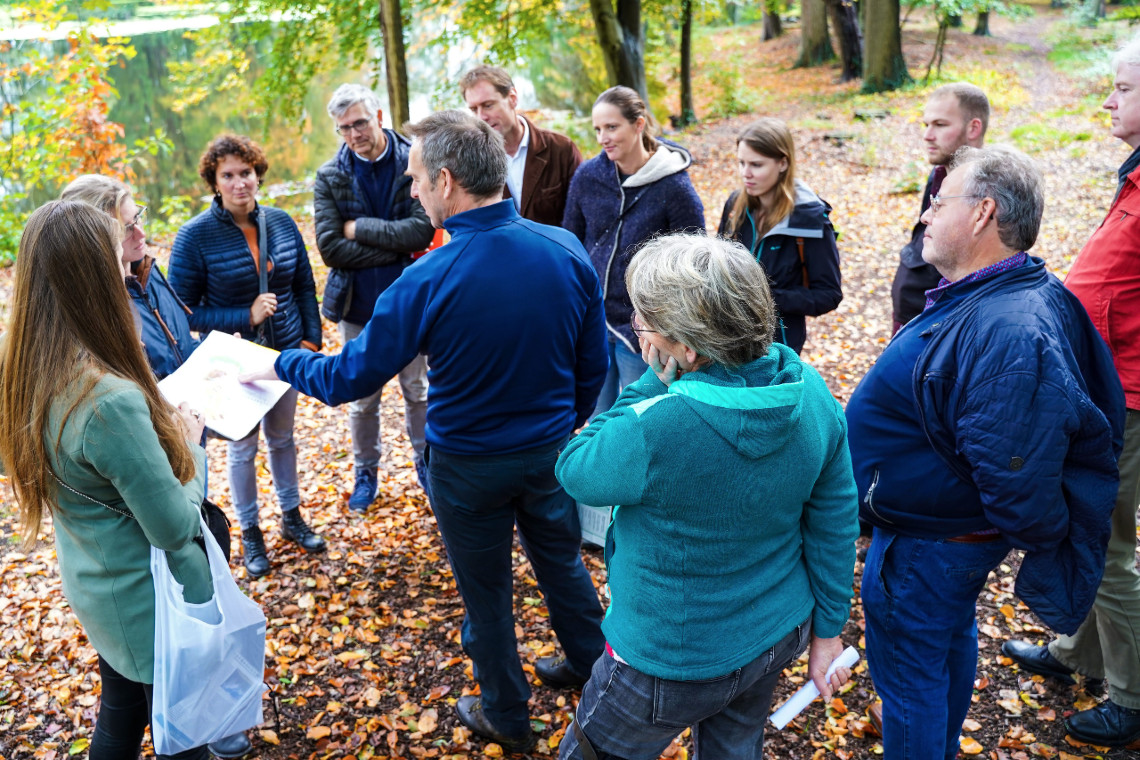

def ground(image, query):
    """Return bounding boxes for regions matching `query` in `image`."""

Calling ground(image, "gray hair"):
[327,83,382,120]
[626,233,777,367]
[404,110,506,199]
[1113,31,1140,72]
[949,145,1044,252]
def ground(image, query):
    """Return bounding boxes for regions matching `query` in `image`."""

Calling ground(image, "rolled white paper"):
[768,645,861,730]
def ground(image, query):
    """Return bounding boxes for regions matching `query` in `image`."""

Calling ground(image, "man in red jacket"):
[1002,34,1140,747]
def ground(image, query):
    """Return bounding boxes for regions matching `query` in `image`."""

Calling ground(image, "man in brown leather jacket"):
[459,65,582,227]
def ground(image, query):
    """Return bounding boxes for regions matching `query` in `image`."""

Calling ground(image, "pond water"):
[82,17,594,219]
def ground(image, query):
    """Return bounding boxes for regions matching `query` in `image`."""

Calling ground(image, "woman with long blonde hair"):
[717,118,842,354]
[0,201,212,760]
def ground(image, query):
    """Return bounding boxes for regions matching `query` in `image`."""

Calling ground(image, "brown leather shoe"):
[867,701,883,737]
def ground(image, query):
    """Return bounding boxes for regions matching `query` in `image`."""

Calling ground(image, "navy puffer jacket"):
[127,256,199,379]
[563,140,705,353]
[169,199,322,351]
[853,259,1124,634]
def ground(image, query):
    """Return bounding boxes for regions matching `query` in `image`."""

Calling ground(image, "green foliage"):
[706,63,756,118]
[0,0,170,261]
[1046,20,1120,82]
[1007,122,1093,150]
[889,161,926,195]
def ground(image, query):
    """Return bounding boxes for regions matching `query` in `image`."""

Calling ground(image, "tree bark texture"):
[378,0,409,130]
[762,0,784,39]
[825,0,863,81]
[973,10,990,35]
[863,0,909,91]
[796,0,835,67]
[588,0,648,100]
[679,0,696,124]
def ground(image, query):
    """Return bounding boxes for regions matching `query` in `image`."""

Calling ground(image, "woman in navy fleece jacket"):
[563,86,705,416]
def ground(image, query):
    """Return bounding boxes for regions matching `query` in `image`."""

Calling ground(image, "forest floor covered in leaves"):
[2,5,1140,759]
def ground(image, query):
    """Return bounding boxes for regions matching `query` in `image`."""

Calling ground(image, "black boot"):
[241,525,270,578]
[281,508,327,553]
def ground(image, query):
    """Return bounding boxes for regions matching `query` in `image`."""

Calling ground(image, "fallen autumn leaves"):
[2,6,1140,760]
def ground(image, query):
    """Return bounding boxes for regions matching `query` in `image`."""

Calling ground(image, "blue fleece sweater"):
[276,200,609,455]
[556,345,859,680]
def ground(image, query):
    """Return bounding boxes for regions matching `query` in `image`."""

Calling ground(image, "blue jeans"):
[427,440,606,736]
[591,339,648,419]
[227,387,300,530]
[862,528,1011,760]
[338,321,428,474]
[560,621,810,760]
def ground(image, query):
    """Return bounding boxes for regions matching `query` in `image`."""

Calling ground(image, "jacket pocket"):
[862,468,894,525]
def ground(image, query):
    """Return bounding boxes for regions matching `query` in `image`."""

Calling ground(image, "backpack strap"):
[796,237,809,288]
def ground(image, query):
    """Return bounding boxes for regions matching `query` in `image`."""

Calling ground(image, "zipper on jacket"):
[601,176,627,305]
[863,468,894,524]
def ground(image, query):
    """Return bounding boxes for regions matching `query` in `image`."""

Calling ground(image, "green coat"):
[47,372,212,684]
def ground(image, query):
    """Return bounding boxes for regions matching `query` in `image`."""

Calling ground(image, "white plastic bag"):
[151,517,267,755]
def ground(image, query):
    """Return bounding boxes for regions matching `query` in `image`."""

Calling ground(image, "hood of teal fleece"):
[664,343,806,459]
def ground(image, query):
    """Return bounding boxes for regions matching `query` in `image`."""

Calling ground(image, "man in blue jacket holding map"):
[245,110,609,754]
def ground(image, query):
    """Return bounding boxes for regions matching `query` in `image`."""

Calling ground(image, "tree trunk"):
[973,10,989,35]
[1050,0,1066,8]
[762,0,783,39]
[947,13,962,26]
[796,0,835,67]
[378,0,409,130]
[588,0,647,100]
[863,0,909,91]
[678,0,696,125]
[825,0,863,81]
[924,20,948,81]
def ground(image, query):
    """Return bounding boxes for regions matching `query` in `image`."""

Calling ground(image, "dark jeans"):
[427,439,606,736]
[90,655,210,760]
[559,621,810,760]
[862,528,1011,760]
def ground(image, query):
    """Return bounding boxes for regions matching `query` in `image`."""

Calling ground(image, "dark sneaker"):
[1001,640,1076,685]
[1066,700,1140,747]
[455,695,537,754]
[535,655,589,689]
[348,468,378,513]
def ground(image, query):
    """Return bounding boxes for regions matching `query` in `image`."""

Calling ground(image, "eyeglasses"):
[125,205,147,234]
[335,117,375,136]
[631,313,657,335]
[929,194,980,215]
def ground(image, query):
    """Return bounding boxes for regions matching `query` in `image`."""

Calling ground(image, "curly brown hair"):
[198,134,269,193]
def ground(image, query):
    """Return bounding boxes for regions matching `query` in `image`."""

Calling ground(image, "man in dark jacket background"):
[889,83,988,333]
[1002,34,1140,747]
[846,145,1124,760]
[314,83,434,511]
[459,65,582,227]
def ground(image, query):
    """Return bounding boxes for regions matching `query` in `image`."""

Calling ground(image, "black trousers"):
[89,655,209,760]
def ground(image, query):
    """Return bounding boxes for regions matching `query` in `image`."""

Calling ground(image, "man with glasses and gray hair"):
[845,145,1124,759]
[1003,32,1140,747]
[248,110,609,754]
[313,83,434,511]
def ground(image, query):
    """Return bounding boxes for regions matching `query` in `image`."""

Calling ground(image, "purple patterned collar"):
[924,251,1028,310]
